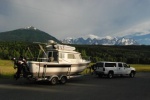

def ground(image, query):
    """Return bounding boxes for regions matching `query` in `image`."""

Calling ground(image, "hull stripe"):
[43,65,71,68]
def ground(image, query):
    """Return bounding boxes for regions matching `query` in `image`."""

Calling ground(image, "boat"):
[13,40,90,84]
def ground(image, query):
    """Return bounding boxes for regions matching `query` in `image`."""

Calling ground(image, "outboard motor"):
[13,56,31,80]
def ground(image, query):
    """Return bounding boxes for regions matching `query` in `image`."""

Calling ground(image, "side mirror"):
[128,65,130,68]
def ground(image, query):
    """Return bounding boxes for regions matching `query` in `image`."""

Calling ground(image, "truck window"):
[123,64,129,68]
[118,63,123,67]
[96,63,103,67]
[105,63,116,67]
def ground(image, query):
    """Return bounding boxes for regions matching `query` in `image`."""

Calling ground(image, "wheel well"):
[109,71,114,74]
[49,75,59,81]
[131,70,136,73]
[60,75,67,80]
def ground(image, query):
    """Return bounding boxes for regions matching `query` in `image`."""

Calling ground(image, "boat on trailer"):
[13,40,90,85]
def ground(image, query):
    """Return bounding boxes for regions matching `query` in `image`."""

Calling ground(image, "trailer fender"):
[59,75,67,80]
[49,75,59,81]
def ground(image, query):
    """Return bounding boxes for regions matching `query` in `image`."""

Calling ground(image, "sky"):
[1,0,150,40]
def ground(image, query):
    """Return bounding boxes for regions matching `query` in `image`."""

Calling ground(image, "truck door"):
[118,63,125,74]
[123,63,131,74]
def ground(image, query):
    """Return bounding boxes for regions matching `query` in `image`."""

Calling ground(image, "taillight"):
[103,68,105,71]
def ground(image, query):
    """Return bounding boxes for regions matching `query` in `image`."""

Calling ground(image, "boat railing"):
[27,58,48,62]
[27,56,91,62]
[37,58,48,62]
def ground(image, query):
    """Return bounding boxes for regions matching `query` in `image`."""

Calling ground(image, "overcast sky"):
[1,0,150,39]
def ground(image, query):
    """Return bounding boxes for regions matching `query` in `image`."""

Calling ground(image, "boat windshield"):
[48,51,58,62]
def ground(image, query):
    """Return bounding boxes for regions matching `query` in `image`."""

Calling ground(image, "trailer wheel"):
[60,76,67,84]
[50,77,58,85]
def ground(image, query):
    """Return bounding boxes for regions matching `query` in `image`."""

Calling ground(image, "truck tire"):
[60,76,67,84]
[50,77,58,85]
[130,71,135,78]
[108,72,113,79]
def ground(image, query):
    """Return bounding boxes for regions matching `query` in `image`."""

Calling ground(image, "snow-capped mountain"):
[115,37,139,45]
[124,33,150,45]
[62,36,139,45]
[20,26,38,30]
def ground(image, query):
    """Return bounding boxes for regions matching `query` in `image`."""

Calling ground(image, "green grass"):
[0,60,15,78]
[130,64,150,72]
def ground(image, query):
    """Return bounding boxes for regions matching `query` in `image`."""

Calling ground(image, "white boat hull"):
[27,61,89,78]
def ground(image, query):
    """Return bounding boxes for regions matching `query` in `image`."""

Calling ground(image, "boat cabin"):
[41,44,82,63]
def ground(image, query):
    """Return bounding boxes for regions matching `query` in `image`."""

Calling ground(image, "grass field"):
[0,60,16,78]
[0,60,150,78]
[130,64,150,72]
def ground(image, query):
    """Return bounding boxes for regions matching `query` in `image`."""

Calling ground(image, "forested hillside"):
[0,27,61,43]
[0,42,39,59]
[0,42,150,64]
[74,45,150,64]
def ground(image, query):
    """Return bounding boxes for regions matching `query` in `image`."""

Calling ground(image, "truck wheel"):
[60,76,67,84]
[50,77,58,85]
[130,71,135,78]
[108,72,113,79]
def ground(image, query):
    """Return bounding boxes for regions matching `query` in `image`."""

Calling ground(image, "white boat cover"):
[46,44,75,51]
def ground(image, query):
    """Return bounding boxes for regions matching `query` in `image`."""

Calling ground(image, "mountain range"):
[62,37,139,45]
[124,33,150,45]
[62,33,150,45]
[0,26,150,45]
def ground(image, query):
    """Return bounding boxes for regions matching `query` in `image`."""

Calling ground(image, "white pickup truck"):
[93,61,136,78]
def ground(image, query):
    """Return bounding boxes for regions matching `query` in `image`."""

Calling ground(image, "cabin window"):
[59,53,64,58]
[68,54,75,59]
[48,51,58,61]
[74,54,81,59]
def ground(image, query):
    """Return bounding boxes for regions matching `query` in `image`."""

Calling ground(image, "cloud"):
[118,21,150,36]
[1,0,150,39]
[84,34,100,39]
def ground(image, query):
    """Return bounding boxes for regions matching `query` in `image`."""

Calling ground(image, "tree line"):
[0,42,150,64]
[0,42,39,60]
[74,45,150,64]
